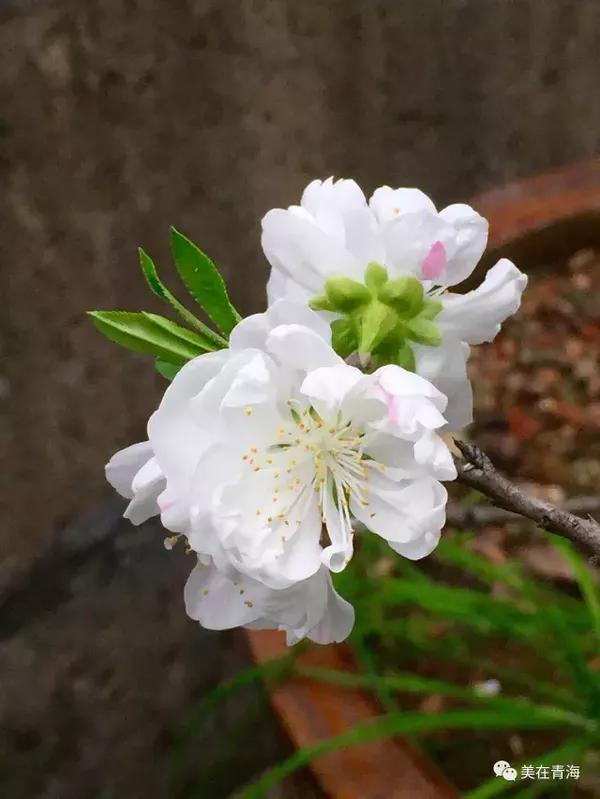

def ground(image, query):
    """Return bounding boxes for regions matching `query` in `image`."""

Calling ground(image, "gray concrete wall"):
[2,0,600,573]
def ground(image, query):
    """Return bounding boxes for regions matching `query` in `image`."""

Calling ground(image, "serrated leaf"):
[138,247,227,349]
[170,228,241,335]
[88,311,209,363]
[155,359,182,380]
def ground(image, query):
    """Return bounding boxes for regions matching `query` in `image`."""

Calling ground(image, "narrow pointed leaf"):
[155,359,182,381]
[88,310,209,363]
[138,247,227,348]
[170,228,241,335]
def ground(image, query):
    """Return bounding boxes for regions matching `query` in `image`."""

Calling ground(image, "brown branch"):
[446,495,600,528]
[453,440,600,559]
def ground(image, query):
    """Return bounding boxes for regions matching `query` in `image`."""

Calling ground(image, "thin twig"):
[453,440,600,559]
[446,496,600,528]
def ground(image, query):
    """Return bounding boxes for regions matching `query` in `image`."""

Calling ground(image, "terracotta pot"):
[246,158,600,799]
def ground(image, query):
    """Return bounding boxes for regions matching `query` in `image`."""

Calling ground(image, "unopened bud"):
[324,277,371,312]
[379,276,424,316]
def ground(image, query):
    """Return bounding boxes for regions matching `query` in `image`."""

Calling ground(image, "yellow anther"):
[244,407,253,416]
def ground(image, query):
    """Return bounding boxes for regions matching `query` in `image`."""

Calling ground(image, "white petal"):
[266,268,314,305]
[413,339,473,431]
[300,363,364,417]
[370,187,436,223]
[321,477,354,572]
[438,203,489,286]
[261,208,363,293]
[306,575,355,644]
[437,259,528,344]
[105,441,154,498]
[351,474,447,549]
[381,211,456,278]
[184,562,263,629]
[388,528,441,560]
[302,177,367,218]
[413,430,457,480]
[230,299,331,352]
[266,324,341,371]
[148,350,230,489]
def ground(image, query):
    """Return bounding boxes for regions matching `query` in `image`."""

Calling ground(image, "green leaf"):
[88,310,210,363]
[155,359,182,380]
[170,228,241,335]
[138,247,228,349]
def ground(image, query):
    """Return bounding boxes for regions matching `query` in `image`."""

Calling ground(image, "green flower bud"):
[309,294,335,312]
[405,317,442,347]
[331,318,358,358]
[324,277,371,312]
[378,276,424,316]
[419,298,443,320]
[365,262,388,291]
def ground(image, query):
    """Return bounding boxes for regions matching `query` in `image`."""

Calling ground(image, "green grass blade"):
[237,707,589,799]
[465,735,593,798]
[552,536,600,653]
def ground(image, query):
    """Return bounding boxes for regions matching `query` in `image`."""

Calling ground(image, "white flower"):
[184,560,354,646]
[147,301,455,592]
[262,178,528,429]
[106,435,353,644]
[105,441,164,525]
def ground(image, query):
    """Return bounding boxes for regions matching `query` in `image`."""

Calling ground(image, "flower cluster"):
[102,178,527,645]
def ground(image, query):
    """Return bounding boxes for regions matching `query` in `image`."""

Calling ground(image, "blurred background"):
[1,1,599,797]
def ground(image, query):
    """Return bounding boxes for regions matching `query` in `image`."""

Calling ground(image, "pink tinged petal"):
[421,240,447,281]
[438,203,489,287]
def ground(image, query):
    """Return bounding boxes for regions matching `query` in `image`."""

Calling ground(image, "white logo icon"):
[493,761,517,781]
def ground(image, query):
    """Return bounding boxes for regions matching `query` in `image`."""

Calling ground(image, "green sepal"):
[405,316,442,346]
[395,341,416,371]
[170,227,241,335]
[365,262,388,292]
[88,310,210,363]
[419,298,443,321]
[324,277,371,312]
[309,294,335,312]
[331,318,359,358]
[379,276,424,316]
[358,301,398,357]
